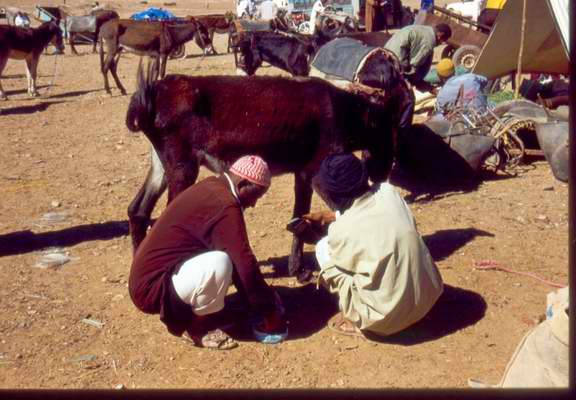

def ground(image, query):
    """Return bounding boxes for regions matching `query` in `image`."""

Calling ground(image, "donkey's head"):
[234,33,262,76]
[44,21,65,53]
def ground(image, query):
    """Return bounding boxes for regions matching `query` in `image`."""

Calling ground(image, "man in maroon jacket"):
[129,155,285,349]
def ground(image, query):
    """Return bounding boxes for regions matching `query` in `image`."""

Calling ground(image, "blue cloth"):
[130,7,177,21]
[436,73,489,114]
[420,0,434,11]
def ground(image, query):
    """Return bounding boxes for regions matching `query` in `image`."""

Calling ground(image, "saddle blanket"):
[311,38,376,82]
[66,16,97,33]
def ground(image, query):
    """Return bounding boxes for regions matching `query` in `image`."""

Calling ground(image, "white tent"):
[472,0,569,79]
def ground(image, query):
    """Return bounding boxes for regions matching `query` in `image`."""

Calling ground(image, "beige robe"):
[318,182,443,336]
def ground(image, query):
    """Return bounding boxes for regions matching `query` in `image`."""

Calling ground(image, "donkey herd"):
[1,6,414,279]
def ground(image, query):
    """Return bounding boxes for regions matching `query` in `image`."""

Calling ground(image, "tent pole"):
[514,0,528,98]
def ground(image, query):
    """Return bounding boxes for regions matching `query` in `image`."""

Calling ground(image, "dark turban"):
[316,153,369,201]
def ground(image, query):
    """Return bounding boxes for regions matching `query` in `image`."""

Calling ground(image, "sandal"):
[328,314,365,339]
[185,329,238,350]
[201,329,238,350]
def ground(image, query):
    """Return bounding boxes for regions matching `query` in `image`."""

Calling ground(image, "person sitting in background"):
[432,58,489,119]
[129,155,286,350]
[478,0,507,30]
[258,0,279,20]
[302,153,444,338]
[310,0,326,35]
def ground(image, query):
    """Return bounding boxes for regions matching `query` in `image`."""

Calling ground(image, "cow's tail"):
[126,59,158,133]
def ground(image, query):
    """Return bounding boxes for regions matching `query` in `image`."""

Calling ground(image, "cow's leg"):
[0,55,8,100]
[25,56,39,97]
[288,171,314,279]
[109,53,127,96]
[128,146,167,251]
[165,153,200,203]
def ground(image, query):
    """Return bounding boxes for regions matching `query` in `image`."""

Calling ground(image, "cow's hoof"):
[296,268,313,284]
[235,68,248,76]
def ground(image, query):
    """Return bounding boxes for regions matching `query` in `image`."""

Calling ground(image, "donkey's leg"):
[128,146,167,251]
[288,171,314,279]
[0,55,9,100]
[92,29,99,53]
[159,54,168,79]
[101,42,115,94]
[25,56,39,97]
[69,33,79,55]
[209,31,217,55]
[109,53,127,96]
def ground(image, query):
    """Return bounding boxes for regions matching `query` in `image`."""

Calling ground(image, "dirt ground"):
[0,0,569,390]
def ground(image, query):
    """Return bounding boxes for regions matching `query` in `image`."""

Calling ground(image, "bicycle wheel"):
[501,130,525,171]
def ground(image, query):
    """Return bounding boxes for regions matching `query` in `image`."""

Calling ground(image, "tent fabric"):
[549,0,569,52]
[472,0,569,79]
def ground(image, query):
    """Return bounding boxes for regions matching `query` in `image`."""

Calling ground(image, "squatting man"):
[129,155,286,350]
[128,153,443,347]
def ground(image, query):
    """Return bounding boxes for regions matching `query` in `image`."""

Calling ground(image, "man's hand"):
[302,210,336,226]
[537,97,553,109]
[260,307,286,334]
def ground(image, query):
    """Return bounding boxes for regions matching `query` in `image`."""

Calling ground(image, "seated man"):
[432,58,489,118]
[258,0,278,20]
[129,155,286,350]
[303,153,443,337]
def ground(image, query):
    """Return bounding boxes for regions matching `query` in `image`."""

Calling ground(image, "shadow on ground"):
[0,221,129,257]
[48,89,101,99]
[223,282,485,345]
[262,227,493,277]
[423,228,494,262]
[0,100,64,115]
[364,284,486,345]
[222,283,338,343]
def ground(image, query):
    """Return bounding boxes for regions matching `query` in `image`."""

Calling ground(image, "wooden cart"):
[419,5,490,70]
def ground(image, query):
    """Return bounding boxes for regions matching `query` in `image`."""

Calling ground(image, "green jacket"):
[384,25,437,83]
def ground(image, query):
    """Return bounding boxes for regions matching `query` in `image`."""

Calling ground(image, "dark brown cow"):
[68,9,119,55]
[125,63,411,279]
[0,22,65,99]
[99,19,207,95]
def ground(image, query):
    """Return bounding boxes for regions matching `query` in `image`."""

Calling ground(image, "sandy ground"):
[0,0,569,390]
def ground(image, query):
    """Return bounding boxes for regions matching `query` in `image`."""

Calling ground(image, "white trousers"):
[315,236,331,268]
[171,251,233,316]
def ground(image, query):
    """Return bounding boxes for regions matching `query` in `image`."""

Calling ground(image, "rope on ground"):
[44,52,60,96]
[473,260,566,289]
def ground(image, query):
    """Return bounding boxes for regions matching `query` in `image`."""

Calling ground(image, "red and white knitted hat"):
[229,155,271,188]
